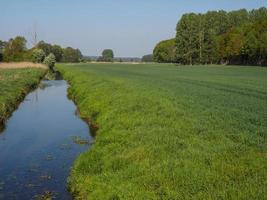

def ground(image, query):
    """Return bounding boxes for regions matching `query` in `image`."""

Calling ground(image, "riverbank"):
[57,63,267,200]
[0,79,92,199]
[0,67,47,128]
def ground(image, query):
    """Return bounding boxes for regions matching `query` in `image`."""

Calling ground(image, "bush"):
[43,53,56,70]
[32,49,46,63]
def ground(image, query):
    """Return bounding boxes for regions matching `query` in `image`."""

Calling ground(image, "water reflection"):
[0,80,93,199]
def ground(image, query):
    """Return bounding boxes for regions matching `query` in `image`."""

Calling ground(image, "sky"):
[1,0,266,57]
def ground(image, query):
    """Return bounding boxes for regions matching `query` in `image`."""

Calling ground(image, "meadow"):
[0,67,46,127]
[58,63,267,200]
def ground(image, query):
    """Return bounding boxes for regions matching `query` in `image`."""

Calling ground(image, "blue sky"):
[1,0,266,57]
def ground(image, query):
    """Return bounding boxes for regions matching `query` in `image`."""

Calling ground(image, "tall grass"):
[57,63,267,200]
[0,68,46,126]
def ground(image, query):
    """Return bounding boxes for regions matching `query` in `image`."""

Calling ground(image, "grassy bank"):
[0,68,46,126]
[57,63,267,200]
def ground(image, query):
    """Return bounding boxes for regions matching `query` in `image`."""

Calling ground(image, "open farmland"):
[57,63,267,200]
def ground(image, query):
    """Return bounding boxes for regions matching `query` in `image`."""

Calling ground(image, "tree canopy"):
[153,38,176,63]
[0,37,83,63]
[62,47,83,63]
[100,49,114,62]
[154,7,267,66]
[3,36,28,62]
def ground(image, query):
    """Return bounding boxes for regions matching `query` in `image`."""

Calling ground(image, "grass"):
[0,67,46,126]
[57,63,267,200]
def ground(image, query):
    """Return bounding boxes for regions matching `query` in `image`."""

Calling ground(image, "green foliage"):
[51,45,64,62]
[0,39,81,63]
[141,54,154,62]
[62,47,83,63]
[101,49,114,62]
[43,53,56,70]
[0,40,6,62]
[36,41,52,56]
[57,63,267,200]
[153,38,176,63]
[170,7,267,65]
[32,49,46,63]
[176,13,201,64]
[0,68,46,125]
[3,36,27,62]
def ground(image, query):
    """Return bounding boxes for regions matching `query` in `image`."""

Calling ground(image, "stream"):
[0,80,93,199]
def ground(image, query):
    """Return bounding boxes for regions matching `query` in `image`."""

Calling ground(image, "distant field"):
[0,68,46,126]
[57,63,267,200]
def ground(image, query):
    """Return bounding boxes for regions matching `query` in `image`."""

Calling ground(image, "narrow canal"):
[0,80,93,199]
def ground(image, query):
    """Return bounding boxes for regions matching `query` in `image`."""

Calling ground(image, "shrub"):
[32,49,46,63]
[43,53,56,70]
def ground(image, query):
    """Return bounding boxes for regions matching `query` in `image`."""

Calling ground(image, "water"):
[0,80,93,199]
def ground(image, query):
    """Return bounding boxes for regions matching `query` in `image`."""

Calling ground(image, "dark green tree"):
[102,49,114,62]
[176,13,200,64]
[0,40,7,62]
[51,45,63,62]
[63,47,83,63]
[171,7,267,65]
[36,41,52,56]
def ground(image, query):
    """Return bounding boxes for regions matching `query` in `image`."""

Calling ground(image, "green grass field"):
[0,68,46,126]
[57,63,267,200]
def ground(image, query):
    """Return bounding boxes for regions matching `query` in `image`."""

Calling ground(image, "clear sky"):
[1,0,266,57]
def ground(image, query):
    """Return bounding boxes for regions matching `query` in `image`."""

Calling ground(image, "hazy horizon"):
[1,0,266,57]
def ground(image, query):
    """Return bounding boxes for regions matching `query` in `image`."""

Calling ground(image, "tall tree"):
[176,13,200,64]
[51,45,63,62]
[102,49,114,62]
[0,40,7,62]
[63,47,83,63]
[171,7,267,65]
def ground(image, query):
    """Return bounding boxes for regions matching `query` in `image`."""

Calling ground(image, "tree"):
[63,47,83,63]
[176,13,200,64]
[102,49,114,62]
[154,39,176,63]
[3,36,27,61]
[0,40,7,62]
[142,54,154,62]
[43,53,56,70]
[228,9,249,27]
[32,49,46,63]
[36,41,52,56]
[51,45,63,62]
[249,7,267,22]
[170,7,267,65]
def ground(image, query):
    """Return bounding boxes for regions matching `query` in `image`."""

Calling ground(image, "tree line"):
[0,36,83,63]
[153,7,267,66]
